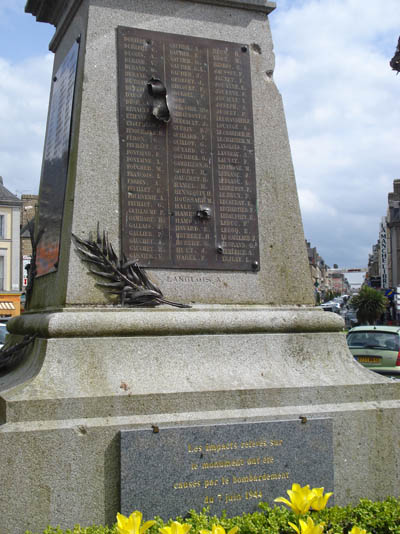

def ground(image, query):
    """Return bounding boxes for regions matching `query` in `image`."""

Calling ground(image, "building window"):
[0,215,4,239]
[0,256,4,290]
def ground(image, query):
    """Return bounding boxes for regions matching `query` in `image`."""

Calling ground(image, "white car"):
[320,301,341,314]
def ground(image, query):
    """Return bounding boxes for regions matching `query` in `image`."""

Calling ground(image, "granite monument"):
[0,1,399,532]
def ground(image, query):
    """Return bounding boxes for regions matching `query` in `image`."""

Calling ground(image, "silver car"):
[347,325,400,376]
[0,323,7,349]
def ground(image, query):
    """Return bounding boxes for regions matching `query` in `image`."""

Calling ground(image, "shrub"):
[350,287,388,325]
[25,497,400,534]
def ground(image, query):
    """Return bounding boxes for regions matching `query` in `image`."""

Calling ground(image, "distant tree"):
[333,264,338,269]
[350,286,388,325]
[390,36,400,73]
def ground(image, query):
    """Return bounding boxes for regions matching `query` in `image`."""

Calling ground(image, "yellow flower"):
[117,511,156,534]
[289,517,324,534]
[310,487,333,511]
[159,521,192,534]
[200,525,239,534]
[349,527,367,534]
[274,483,316,515]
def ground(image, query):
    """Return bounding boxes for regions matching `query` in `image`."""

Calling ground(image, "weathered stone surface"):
[1,326,388,424]
[1,357,400,532]
[0,310,398,531]
[25,0,276,25]
[26,0,314,310]
[8,306,344,338]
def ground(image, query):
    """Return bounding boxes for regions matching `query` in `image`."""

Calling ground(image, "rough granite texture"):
[28,0,314,309]
[1,318,400,531]
[25,0,276,25]
[1,329,387,423]
[1,2,399,533]
[8,305,344,337]
[0,323,399,533]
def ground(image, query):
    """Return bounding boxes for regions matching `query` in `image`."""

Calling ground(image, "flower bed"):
[26,485,400,534]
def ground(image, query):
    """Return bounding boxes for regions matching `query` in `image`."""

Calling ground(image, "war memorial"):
[0,0,400,532]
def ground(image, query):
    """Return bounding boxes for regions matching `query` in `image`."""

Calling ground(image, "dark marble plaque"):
[117,27,259,271]
[36,40,79,277]
[121,419,333,519]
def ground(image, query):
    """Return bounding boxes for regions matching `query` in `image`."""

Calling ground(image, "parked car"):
[0,323,7,349]
[333,297,344,306]
[320,301,341,314]
[343,309,358,329]
[347,325,400,376]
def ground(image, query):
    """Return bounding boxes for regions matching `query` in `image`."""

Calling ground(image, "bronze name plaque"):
[36,39,79,277]
[117,27,259,271]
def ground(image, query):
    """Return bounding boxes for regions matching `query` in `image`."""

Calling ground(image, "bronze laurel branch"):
[0,334,37,373]
[72,225,191,309]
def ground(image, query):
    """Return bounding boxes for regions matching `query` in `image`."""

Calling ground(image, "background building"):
[20,194,39,289]
[386,180,400,288]
[0,177,21,292]
[367,241,381,288]
[0,177,22,317]
[327,269,351,295]
[368,180,400,290]
[306,240,332,301]
[365,180,400,322]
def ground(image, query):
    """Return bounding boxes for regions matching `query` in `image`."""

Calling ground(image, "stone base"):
[1,306,400,533]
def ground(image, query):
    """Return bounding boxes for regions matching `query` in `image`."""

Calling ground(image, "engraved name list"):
[117,27,260,271]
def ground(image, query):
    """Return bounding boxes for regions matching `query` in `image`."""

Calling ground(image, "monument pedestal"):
[2,306,400,531]
[0,0,399,532]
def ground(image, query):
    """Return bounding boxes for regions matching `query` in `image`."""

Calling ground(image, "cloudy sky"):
[1,0,399,268]
[270,0,400,268]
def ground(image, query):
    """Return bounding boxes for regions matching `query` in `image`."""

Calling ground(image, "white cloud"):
[0,53,52,195]
[270,0,400,267]
[298,189,337,217]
